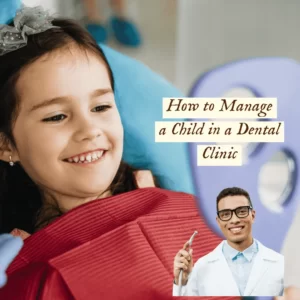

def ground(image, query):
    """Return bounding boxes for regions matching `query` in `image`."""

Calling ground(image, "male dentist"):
[173,187,284,297]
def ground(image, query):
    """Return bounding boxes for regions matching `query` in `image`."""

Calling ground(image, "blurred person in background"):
[82,0,142,46]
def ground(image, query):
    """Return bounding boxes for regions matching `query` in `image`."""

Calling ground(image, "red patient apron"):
[0,188,241,300]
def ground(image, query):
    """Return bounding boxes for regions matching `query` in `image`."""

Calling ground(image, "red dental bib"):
[1,188,240,300]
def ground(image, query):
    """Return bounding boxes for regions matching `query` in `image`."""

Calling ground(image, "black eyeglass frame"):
[217,205,253,221]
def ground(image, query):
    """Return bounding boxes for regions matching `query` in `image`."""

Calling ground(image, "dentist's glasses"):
[217,206,252,221]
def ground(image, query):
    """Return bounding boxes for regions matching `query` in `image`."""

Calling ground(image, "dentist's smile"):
[228,226,245,234]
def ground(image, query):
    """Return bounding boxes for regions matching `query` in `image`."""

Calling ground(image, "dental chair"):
[102,45,195,195]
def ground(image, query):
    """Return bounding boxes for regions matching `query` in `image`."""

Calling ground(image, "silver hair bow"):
[0,6,57,56]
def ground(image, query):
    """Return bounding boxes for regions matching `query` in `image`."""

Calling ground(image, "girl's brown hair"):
[0,19,158,234]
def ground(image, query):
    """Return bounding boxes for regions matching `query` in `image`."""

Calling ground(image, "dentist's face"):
[216,195,255,244]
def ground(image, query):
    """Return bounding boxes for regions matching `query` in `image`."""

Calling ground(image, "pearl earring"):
[9,155,14,167]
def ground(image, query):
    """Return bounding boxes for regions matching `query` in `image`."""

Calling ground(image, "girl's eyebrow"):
[90,88,113,98]
[28,88,113,113]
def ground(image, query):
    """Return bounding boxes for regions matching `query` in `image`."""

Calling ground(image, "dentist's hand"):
[0,234,23,288]
[173,241,193,286]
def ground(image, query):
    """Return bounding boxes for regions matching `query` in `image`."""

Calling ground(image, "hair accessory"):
[9,155,14,167]
[0,6,57,56]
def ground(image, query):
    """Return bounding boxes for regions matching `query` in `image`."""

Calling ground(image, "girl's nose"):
[73,117,103,142]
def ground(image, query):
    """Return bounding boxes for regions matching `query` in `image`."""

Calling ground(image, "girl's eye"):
[92,105,111,112]
[42,105,111,122]
[42,114,66,122]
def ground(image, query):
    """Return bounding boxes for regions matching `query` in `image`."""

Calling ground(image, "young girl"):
[0,6,149,235]
[0,5,224,300]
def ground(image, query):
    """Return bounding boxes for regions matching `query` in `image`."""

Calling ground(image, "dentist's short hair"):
[216,187,253,211]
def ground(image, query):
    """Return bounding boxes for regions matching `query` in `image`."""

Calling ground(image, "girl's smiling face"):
[10,47,124,211]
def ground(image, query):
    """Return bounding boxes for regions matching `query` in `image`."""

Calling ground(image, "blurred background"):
[13,0,300,295]
[23,0,178,86]
[23,0,300,93]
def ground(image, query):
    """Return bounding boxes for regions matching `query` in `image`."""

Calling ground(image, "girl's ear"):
[0,133,19,163]
[133,170,155,188]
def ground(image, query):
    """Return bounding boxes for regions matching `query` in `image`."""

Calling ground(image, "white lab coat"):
[173,240,284,297]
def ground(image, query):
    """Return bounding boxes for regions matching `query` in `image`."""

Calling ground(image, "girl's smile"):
[64,149,107,166]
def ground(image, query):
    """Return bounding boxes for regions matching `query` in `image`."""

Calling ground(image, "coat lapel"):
[244,241,279,296]
[207,241,240,296]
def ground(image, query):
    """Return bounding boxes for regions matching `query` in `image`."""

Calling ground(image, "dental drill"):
[178,230,198,295]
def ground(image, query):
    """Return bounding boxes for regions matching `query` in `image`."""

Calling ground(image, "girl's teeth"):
[67,151,105,163]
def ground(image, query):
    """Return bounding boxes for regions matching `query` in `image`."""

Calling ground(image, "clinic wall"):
[175,0,300,94]
[22,0,59,13]
[22,0,140,23]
